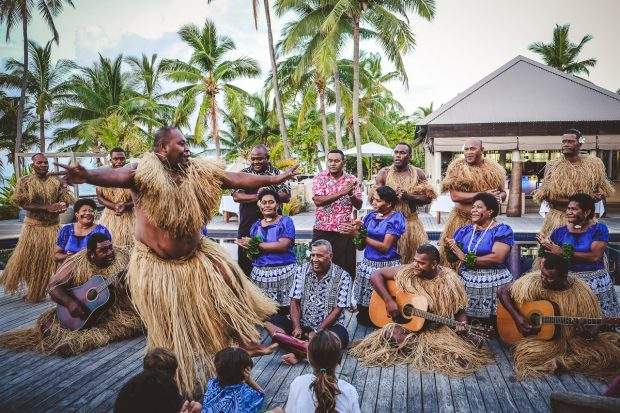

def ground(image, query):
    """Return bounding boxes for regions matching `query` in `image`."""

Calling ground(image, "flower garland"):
[464,252,477,269]
[353,227,368,250]
[246,235,263,260]
[537,243,574,262]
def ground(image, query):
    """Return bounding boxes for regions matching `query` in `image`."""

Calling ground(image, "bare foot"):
[281,353,300,365]
[243,342,278,357]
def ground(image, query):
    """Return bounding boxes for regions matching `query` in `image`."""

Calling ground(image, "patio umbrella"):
[343,142,393,179]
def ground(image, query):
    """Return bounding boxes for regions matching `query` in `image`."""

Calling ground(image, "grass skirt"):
[0,218,58,302]
[128,238,277,396]
[353,258,401,307]
[250,263,296,306]
[439,208,471,269]
[570,268,620,317]
[460,267,513,318]
[0,294,142,355]
[350,323,494,376]
[99,208,135,248]
[398,213,428,264]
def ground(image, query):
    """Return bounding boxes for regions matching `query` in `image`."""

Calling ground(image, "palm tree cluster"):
[0,1,601,178]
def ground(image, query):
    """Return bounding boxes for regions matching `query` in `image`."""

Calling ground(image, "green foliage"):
[528,24,597,76]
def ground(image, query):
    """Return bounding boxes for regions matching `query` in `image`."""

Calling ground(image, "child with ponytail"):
[282,330,360,413]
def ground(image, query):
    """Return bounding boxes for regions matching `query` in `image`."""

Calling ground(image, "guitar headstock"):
[468,323,495,340]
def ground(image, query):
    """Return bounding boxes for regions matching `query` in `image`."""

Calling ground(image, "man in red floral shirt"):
[312,150,363,277]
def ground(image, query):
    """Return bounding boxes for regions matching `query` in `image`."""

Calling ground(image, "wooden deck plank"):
[497,343,549,410]
[435,374,455,412]
[359,366,381,413]
[448,377,471,413]
[420,372,438,412]
[407,368,422,412]
[375,366,395,412]
[461,373,486,412]
[474,368,503,412]
[391,365,408,412]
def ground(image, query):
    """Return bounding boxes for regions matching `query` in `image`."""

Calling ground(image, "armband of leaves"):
[464,252,477,269]
[561,244,574,262]
[352,227,368,250]
[246,235,263,260]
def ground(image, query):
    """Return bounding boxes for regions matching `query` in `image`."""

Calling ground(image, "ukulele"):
[369,280,492,342]
[496,300,620,345]
[56,271,126,331]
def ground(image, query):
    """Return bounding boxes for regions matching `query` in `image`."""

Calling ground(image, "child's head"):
[114,370,183,413]
[214,347,254,386]
[308,331,343,412]
[143,347,178,378]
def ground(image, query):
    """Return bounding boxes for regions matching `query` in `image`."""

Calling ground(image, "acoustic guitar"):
[369,280,492,342]
[56,272,125,331]
[496,300,620,345]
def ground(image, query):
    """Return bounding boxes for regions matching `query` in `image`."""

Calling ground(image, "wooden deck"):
[0,289,611,412]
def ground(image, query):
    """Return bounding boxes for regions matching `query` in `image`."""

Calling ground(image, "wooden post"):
[509,243,521,278]
[507,150,522,217]
[432,151,442,192]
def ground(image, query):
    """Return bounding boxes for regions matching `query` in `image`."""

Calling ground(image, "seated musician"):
[264,239,352,365]
[0,233,143,356]
[497,253,620,379]
[350,244,494,377]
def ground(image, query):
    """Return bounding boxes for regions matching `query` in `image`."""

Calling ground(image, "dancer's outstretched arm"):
[222,164,299,190]
[53,163,136,189]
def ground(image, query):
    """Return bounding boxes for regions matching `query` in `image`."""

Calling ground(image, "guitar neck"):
[539,316,613,325]
[407,307,458,328]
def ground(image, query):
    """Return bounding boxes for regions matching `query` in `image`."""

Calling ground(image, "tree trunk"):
[333,69,343,149]
[318,84,330,164]
[263,0,290,158]
[39,112,45,153]
[211,94,220,158]
[352,17,363,181]
[15,18,28,160]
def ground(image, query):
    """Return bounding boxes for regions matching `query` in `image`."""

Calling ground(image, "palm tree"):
[207,0,291,157]
[528,24,597,76]
[413,102,433,121]
[3,40,74,152]
[0,94,38,162]
[52,54,150,154]
[0,0,75,156]
[162,19,260,158]
[279,0,435,179]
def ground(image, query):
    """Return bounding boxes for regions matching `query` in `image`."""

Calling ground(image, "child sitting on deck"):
[275,330,360,413]
[202,347,265,413]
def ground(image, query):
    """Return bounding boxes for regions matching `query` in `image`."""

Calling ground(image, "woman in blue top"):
[539,193,620,317]
[446,192,514,320]
[348,186,405,326]
[54,198,111,263]
[237,189,296,314]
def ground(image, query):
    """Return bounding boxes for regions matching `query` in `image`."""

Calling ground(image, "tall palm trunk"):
[15,18,28,161]
[352,16,363,181]
[210,94,220,158]
[318,82,330,162]
[39,112,45,152]
[263,0,290,158]
[333,69,343,149]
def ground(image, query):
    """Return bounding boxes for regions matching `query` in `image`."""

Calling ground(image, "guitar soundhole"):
[86,289,98,301]
[530,313,541,327]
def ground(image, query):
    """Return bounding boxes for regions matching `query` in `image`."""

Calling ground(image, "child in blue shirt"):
[202,347,264,413]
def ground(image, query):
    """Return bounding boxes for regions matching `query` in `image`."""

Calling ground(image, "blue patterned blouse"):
[249,216,296,267]
[550,223,609,272]
[363,211,406,262]
[202,378,264,413]
[453,223,514,269]
[56,223,111,254]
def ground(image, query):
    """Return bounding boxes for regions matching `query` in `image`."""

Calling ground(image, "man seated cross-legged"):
[0,233,143,356]
[497,253,620,379]
[350,244,494,377]
[264,239,353,365]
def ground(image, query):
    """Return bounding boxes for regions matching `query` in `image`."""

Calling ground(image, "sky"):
[0,0,618,115]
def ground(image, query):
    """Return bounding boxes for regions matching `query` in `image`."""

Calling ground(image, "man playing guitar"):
[497,254,620,379]
[0,233,142,356]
